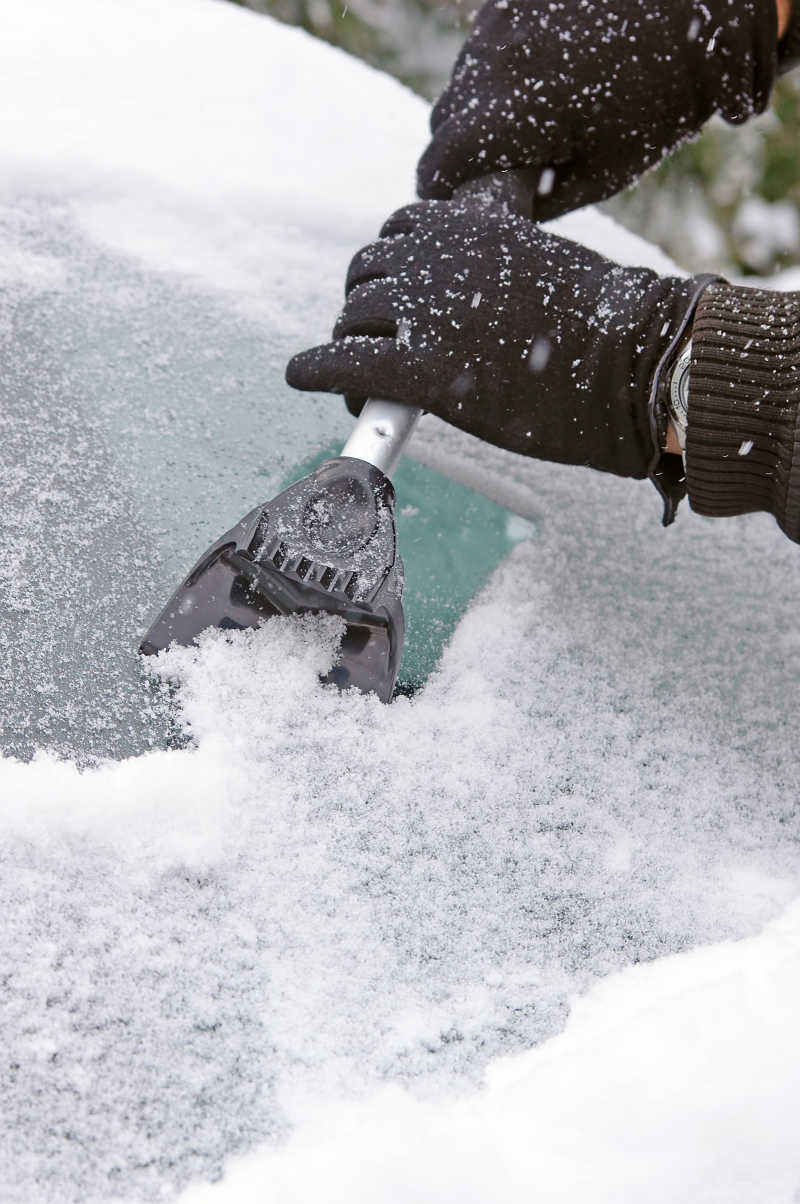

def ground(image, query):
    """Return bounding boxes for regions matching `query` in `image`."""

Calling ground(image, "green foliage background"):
[231,0,800,276]
[608,78,800,276]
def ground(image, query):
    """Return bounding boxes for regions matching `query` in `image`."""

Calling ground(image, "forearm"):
[664,418,683,457]
[778,0,792,36]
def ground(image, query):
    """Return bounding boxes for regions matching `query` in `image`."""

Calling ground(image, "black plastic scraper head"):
[139,457,404,703]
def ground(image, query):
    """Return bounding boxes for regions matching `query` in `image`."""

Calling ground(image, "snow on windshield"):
[1,1,800,1202]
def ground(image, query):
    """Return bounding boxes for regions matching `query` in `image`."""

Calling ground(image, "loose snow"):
[1,1,800,1202]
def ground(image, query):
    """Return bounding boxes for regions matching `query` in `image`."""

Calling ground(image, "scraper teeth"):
[141,456,403,702]
[259,538,355,595]
[342,572,359,599]
[296,560,357,596]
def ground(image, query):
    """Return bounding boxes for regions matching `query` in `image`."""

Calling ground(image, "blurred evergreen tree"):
[606,77,800,276]
[231,0,800,276]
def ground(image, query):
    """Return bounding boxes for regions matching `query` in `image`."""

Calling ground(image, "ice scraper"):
[140,404,415,702]
[139,171,537,702]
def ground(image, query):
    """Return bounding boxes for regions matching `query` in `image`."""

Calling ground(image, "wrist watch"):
[668,337,692,453]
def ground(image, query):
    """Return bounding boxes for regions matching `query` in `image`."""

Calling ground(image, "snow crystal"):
[396,316,413,346]
[528,335,551,373]
[537,167,556,196]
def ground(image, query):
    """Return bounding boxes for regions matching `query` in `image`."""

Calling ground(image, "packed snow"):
[1,1,800,1202]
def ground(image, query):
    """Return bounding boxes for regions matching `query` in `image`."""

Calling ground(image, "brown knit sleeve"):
[687,282,800,542]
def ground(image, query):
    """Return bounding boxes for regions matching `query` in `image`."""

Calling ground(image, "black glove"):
[417,0,778,218]
[286,199,712,510]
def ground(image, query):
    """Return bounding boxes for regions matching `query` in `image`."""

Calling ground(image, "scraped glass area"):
[289,448,534,692]
[396,461,534,688]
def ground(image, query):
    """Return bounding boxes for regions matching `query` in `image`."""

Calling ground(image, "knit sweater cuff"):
[687,282,800,542]
[779,0,800,72]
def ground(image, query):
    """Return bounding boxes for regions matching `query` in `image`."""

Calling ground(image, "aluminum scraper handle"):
[338,167,540,480]
[341,397,422,478]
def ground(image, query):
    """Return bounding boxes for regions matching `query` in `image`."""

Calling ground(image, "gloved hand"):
[416,0,778,218]
[286,199,711,494]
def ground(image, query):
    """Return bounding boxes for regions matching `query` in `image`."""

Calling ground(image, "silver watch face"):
[669,342,692,438]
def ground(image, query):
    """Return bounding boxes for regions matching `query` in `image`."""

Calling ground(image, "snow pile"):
[4,551,800,1200]
[2,1,800,1201]
[182,899,800,1204]
[1,0,428,338]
